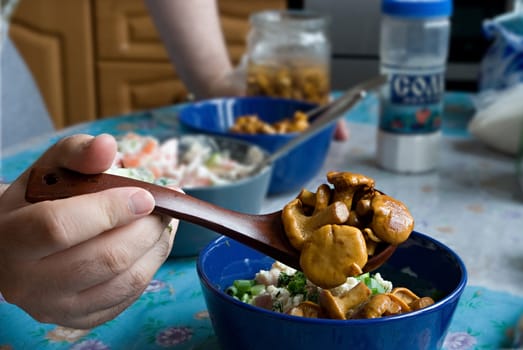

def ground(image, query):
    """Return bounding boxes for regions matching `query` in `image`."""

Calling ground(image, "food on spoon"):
[226,170,426,320]
[229,110,310,134]
[281,171,414,289]
[226,262,435,320]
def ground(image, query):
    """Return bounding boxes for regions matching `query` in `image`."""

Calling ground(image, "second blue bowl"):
[178,97,336,194]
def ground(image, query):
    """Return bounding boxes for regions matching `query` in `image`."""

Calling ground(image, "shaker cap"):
[382,0,453,18]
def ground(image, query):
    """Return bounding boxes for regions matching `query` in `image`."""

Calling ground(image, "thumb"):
[1,134,118,209]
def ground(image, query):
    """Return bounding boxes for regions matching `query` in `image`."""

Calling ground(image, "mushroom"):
[367,193,414,245]
[327,171,375,211]
[312,184,332,214]
[390,287,420,304]
[299,225,367,289]
[287,301,324,318]
[296,184,332,215]
[351,294,398,319]
[282,198,349,250]
[391,287,435,310]
[319,282,371,320]
[409,297,435,310]
[296,188,317,208]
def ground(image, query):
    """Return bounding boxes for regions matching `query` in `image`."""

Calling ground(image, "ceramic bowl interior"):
[169,135,272,257]
[178,96,336,195]
[197,231,467,350]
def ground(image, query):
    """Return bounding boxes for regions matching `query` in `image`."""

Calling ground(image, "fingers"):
[76,224,173,314]
[334,119,350,141]
[1,134,117,210]
[37,133,117,173]
[1,187,156,260]
[22,222,173,329]
[41,213,168,291]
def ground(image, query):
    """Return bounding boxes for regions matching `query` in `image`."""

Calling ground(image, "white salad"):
[107,133,257,188]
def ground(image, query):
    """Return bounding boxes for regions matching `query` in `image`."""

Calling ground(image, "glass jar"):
[245,10,331,105]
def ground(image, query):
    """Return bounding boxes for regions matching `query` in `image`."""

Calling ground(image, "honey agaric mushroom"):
[296,184,332,215]
[299,225,367,289]
[319,282,371,319]
[282,198,349,250]
[368,193,414,245]
[390,287,419,304]
[287,301,324,318]
[327,171,375,210]
[391,287,435,311]
[409,297,435,310]
[312,184,332,214]
[296,189,317,208]
[353,294,398,319]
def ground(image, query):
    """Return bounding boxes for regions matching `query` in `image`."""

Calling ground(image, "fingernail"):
[129,190,154,215]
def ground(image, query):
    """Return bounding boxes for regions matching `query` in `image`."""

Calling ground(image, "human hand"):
[0,134,177,329]
[334,119,350,141]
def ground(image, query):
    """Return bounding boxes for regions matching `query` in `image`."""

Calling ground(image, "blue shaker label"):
[380,72,444,134]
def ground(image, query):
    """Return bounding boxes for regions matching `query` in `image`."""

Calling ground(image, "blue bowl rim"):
[178,96,322,138]
[196,230,468,325]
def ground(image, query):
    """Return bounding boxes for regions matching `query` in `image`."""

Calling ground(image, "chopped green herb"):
[356,273,388,295]
[225,279,266,304]
[277,271,307,296]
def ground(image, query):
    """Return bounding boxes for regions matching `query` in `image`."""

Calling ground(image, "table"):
[1,93,522,349]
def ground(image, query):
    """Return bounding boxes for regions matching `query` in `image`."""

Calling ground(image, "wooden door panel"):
[9,24,65,127]
[97,62,187,118]
[10,0,96,128]
[95,0,168,60]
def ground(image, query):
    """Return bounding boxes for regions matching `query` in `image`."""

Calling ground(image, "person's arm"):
[145,0,241,98]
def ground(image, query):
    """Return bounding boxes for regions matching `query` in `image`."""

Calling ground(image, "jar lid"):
[250,10,329,31]
[382,0,453,18]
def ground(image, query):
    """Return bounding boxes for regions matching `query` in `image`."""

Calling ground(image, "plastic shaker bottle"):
[376,0,453,173]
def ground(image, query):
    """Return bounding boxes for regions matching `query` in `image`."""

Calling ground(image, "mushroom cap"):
[287,301,324,318]
[327,171,376,210]
[327,171,375,190]
[369,193,414,245]
[282,199,350,250]
[282,198,309,250]
[299,225,367,289]
[319,282,371,320]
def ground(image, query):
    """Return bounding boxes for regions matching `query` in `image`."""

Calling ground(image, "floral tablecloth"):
[1,92,522,349]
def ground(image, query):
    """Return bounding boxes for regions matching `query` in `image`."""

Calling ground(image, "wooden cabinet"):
[10,0,285,129]
[9,0,96,128]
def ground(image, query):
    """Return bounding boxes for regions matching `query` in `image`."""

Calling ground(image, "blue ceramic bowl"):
[178,97,336,194]
[170,135,272,257]
[197,231,467,350]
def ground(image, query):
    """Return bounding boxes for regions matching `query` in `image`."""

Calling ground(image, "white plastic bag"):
[468,83,523,155]
[469,11,523,156]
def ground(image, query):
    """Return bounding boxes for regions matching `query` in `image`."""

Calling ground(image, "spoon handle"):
[25,166,301,267]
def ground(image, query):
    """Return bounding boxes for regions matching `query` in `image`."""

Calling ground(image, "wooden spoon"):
[25,166,396,272]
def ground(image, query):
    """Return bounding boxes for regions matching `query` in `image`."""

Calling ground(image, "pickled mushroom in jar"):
[246,62,330,105]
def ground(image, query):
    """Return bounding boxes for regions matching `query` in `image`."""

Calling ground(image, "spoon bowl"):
[25,166,395,272]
